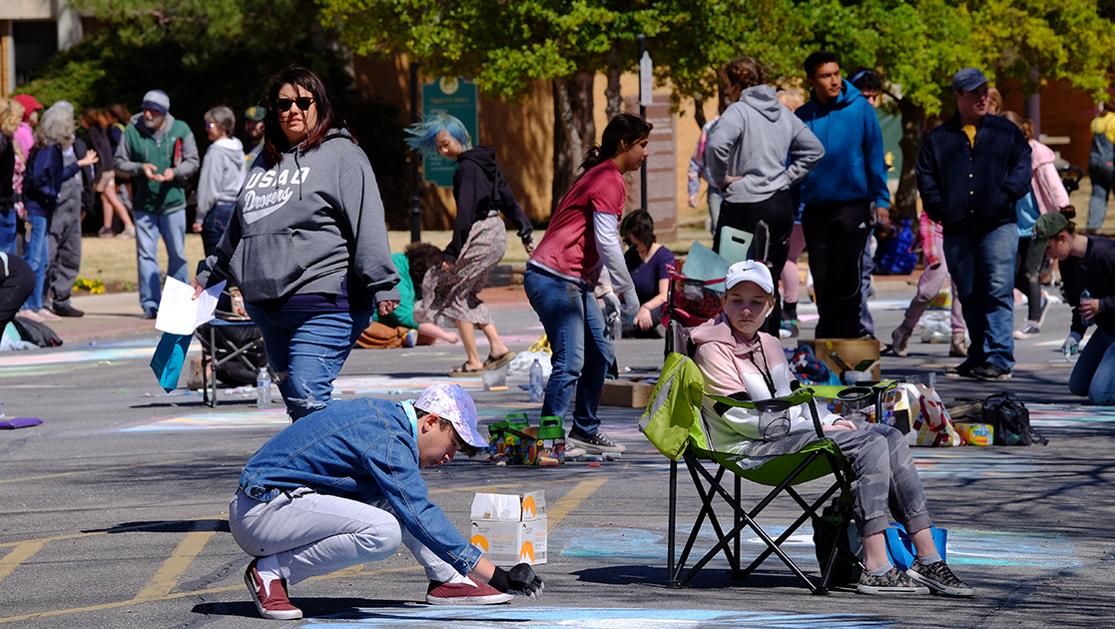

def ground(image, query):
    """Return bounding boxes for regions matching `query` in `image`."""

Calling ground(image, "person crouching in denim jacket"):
[228,384,544,620]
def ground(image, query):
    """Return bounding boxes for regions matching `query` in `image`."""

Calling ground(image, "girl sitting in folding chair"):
[690,260,974,597]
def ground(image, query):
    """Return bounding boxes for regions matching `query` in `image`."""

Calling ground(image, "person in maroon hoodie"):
[406,112,533,376]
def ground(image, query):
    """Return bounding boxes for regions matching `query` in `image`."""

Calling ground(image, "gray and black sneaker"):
[972,363,1012,381]
[906,560,975,597]
[568,428,626,454]
[856,568,930,595]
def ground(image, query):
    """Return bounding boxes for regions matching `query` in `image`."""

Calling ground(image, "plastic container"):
[955,422,994,446]
[529,359,544,402]
[255,368,272,409]
[483,365,508,391]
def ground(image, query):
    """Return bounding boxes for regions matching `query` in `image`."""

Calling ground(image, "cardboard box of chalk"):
[600,378,655,408]
[469,492,547,566]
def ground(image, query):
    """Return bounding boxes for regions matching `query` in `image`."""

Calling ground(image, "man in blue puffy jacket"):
[796,51,891,339]
[916,68,1031,381]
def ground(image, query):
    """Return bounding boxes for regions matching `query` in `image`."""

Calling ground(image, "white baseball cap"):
[413,384,487,448]
[725,260,774,295]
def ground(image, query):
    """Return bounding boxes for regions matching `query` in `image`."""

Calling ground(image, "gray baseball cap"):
[953,68,989,93]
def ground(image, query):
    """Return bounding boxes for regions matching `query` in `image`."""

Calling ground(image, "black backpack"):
[982,393,1047,446]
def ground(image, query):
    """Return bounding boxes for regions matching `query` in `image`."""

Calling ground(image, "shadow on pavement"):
[85,518,230,534]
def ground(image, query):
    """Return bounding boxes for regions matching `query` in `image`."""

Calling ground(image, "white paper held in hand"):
[155,277,226,335]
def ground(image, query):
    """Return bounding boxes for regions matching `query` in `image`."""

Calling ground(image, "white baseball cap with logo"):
[413,384,487,448]
[724,260,774,295]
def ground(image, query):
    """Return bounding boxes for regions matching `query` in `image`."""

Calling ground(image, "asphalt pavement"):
[0,276,1112,628]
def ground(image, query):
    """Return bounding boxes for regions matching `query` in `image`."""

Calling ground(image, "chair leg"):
[667,458,681,588]
[677,457,740,586]
[732,474,742,578]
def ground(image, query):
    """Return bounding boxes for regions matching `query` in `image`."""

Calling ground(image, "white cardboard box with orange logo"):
[468,491,547,566]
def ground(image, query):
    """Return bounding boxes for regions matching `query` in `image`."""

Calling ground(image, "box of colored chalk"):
[469,492,547,566]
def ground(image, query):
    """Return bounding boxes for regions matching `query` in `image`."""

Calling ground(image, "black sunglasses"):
[275,97,315,113]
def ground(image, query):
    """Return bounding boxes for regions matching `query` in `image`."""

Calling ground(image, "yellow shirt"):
[1092,111,1115,144]
[963,124,978,148]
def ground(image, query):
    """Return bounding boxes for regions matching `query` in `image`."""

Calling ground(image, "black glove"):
[489,563,544,598]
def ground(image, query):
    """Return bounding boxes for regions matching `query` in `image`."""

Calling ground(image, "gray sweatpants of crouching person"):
[229,488,461,585]
[743,421,932,538]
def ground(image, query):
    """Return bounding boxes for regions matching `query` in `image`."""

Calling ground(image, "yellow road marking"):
[0,564,418,624]
[0,541,46,585]
[0,512,227,550]
[547,477,608,528]
[134,528,217,601]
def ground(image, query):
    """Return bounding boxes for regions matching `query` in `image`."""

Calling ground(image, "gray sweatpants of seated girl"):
[825,422,932,537]
[744,422,932,538]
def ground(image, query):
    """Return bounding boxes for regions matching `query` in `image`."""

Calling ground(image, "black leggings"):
[714,189,794,337]
[802,200,872,339]
[0,253,35,331]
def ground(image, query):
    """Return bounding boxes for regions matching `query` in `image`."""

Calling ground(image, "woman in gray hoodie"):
[193,67,400,421]
[705,56,824,335]
[193,106,246,256]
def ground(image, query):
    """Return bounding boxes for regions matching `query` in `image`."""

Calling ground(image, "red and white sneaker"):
[244,559,302,620]
[425,578,514,605]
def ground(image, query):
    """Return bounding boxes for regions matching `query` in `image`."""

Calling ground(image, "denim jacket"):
[238,397,483,576]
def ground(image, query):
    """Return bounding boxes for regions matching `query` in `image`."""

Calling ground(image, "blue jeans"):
[201,201,236,258]
[21,214,49,311]
[524,267,614,436]
[0,208,16,255]
[943,222,1017,370]
[245,304,372,421]
[1070,328,1115,405]
[135,210,188,315]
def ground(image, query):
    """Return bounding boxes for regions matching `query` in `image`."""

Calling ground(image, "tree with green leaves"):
[321,0,697,209]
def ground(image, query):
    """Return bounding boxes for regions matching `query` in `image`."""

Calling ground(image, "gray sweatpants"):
[47,171,83,308]
[743,422,931,537]
[229,489,459,585]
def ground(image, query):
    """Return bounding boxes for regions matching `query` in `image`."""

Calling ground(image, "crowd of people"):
[2,51,1113,618]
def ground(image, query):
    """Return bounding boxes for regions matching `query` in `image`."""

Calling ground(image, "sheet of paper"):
[155,276,226,335]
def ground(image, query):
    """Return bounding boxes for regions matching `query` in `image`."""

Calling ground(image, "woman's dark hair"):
[262,66,346,167]
[620,209,656,246]
[106,103,131,124]
[579,113,653,172]
[804,51,840,78]
[724,56,765,91]
[849,67,883,93]
[405,242,444,298]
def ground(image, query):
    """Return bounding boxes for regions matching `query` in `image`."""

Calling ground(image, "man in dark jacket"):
[916,68,1032,381]
[796,51,891,339]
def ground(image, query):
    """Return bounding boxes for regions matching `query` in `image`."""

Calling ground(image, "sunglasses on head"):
[275,97,315,113]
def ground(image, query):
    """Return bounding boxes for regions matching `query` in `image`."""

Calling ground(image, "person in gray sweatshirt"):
[193,106,246,256]
[705,55,824,335]
[193,67,400,421]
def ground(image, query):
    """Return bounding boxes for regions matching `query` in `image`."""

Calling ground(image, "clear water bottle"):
[256,367,272,408]
[1080,289,1095,326]
[529,359,544,403]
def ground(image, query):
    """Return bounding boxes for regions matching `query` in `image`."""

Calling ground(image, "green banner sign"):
[421,77,479,187]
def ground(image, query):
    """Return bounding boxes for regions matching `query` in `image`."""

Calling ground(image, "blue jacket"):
[795,81,890,209]
[916,114,1032,234]
[238,397,483,576]
[24,144,80,218]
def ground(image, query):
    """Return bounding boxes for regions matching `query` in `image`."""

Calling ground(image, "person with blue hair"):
[407,111,533,376]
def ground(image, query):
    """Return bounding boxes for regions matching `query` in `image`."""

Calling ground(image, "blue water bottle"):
[1080,289,1094,326]
[529,359,544,403]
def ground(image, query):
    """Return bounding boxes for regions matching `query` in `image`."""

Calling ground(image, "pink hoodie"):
[1029,139,1069,216]
[690,314,837,453]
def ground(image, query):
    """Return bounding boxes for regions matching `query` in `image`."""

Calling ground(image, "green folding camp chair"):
[641,352,858,594]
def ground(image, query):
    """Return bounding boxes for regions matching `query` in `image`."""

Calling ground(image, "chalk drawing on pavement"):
[304,606,891,628]
[1027,404,1115,428]
[559,526,1079,570]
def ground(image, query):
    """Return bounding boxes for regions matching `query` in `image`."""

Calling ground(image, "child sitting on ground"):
[357,243,461,349]
[689,260,974,597]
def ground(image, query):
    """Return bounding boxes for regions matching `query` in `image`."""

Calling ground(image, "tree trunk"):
[895,98,925,223]
[551,72,596,212]
[605,51,623,121]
